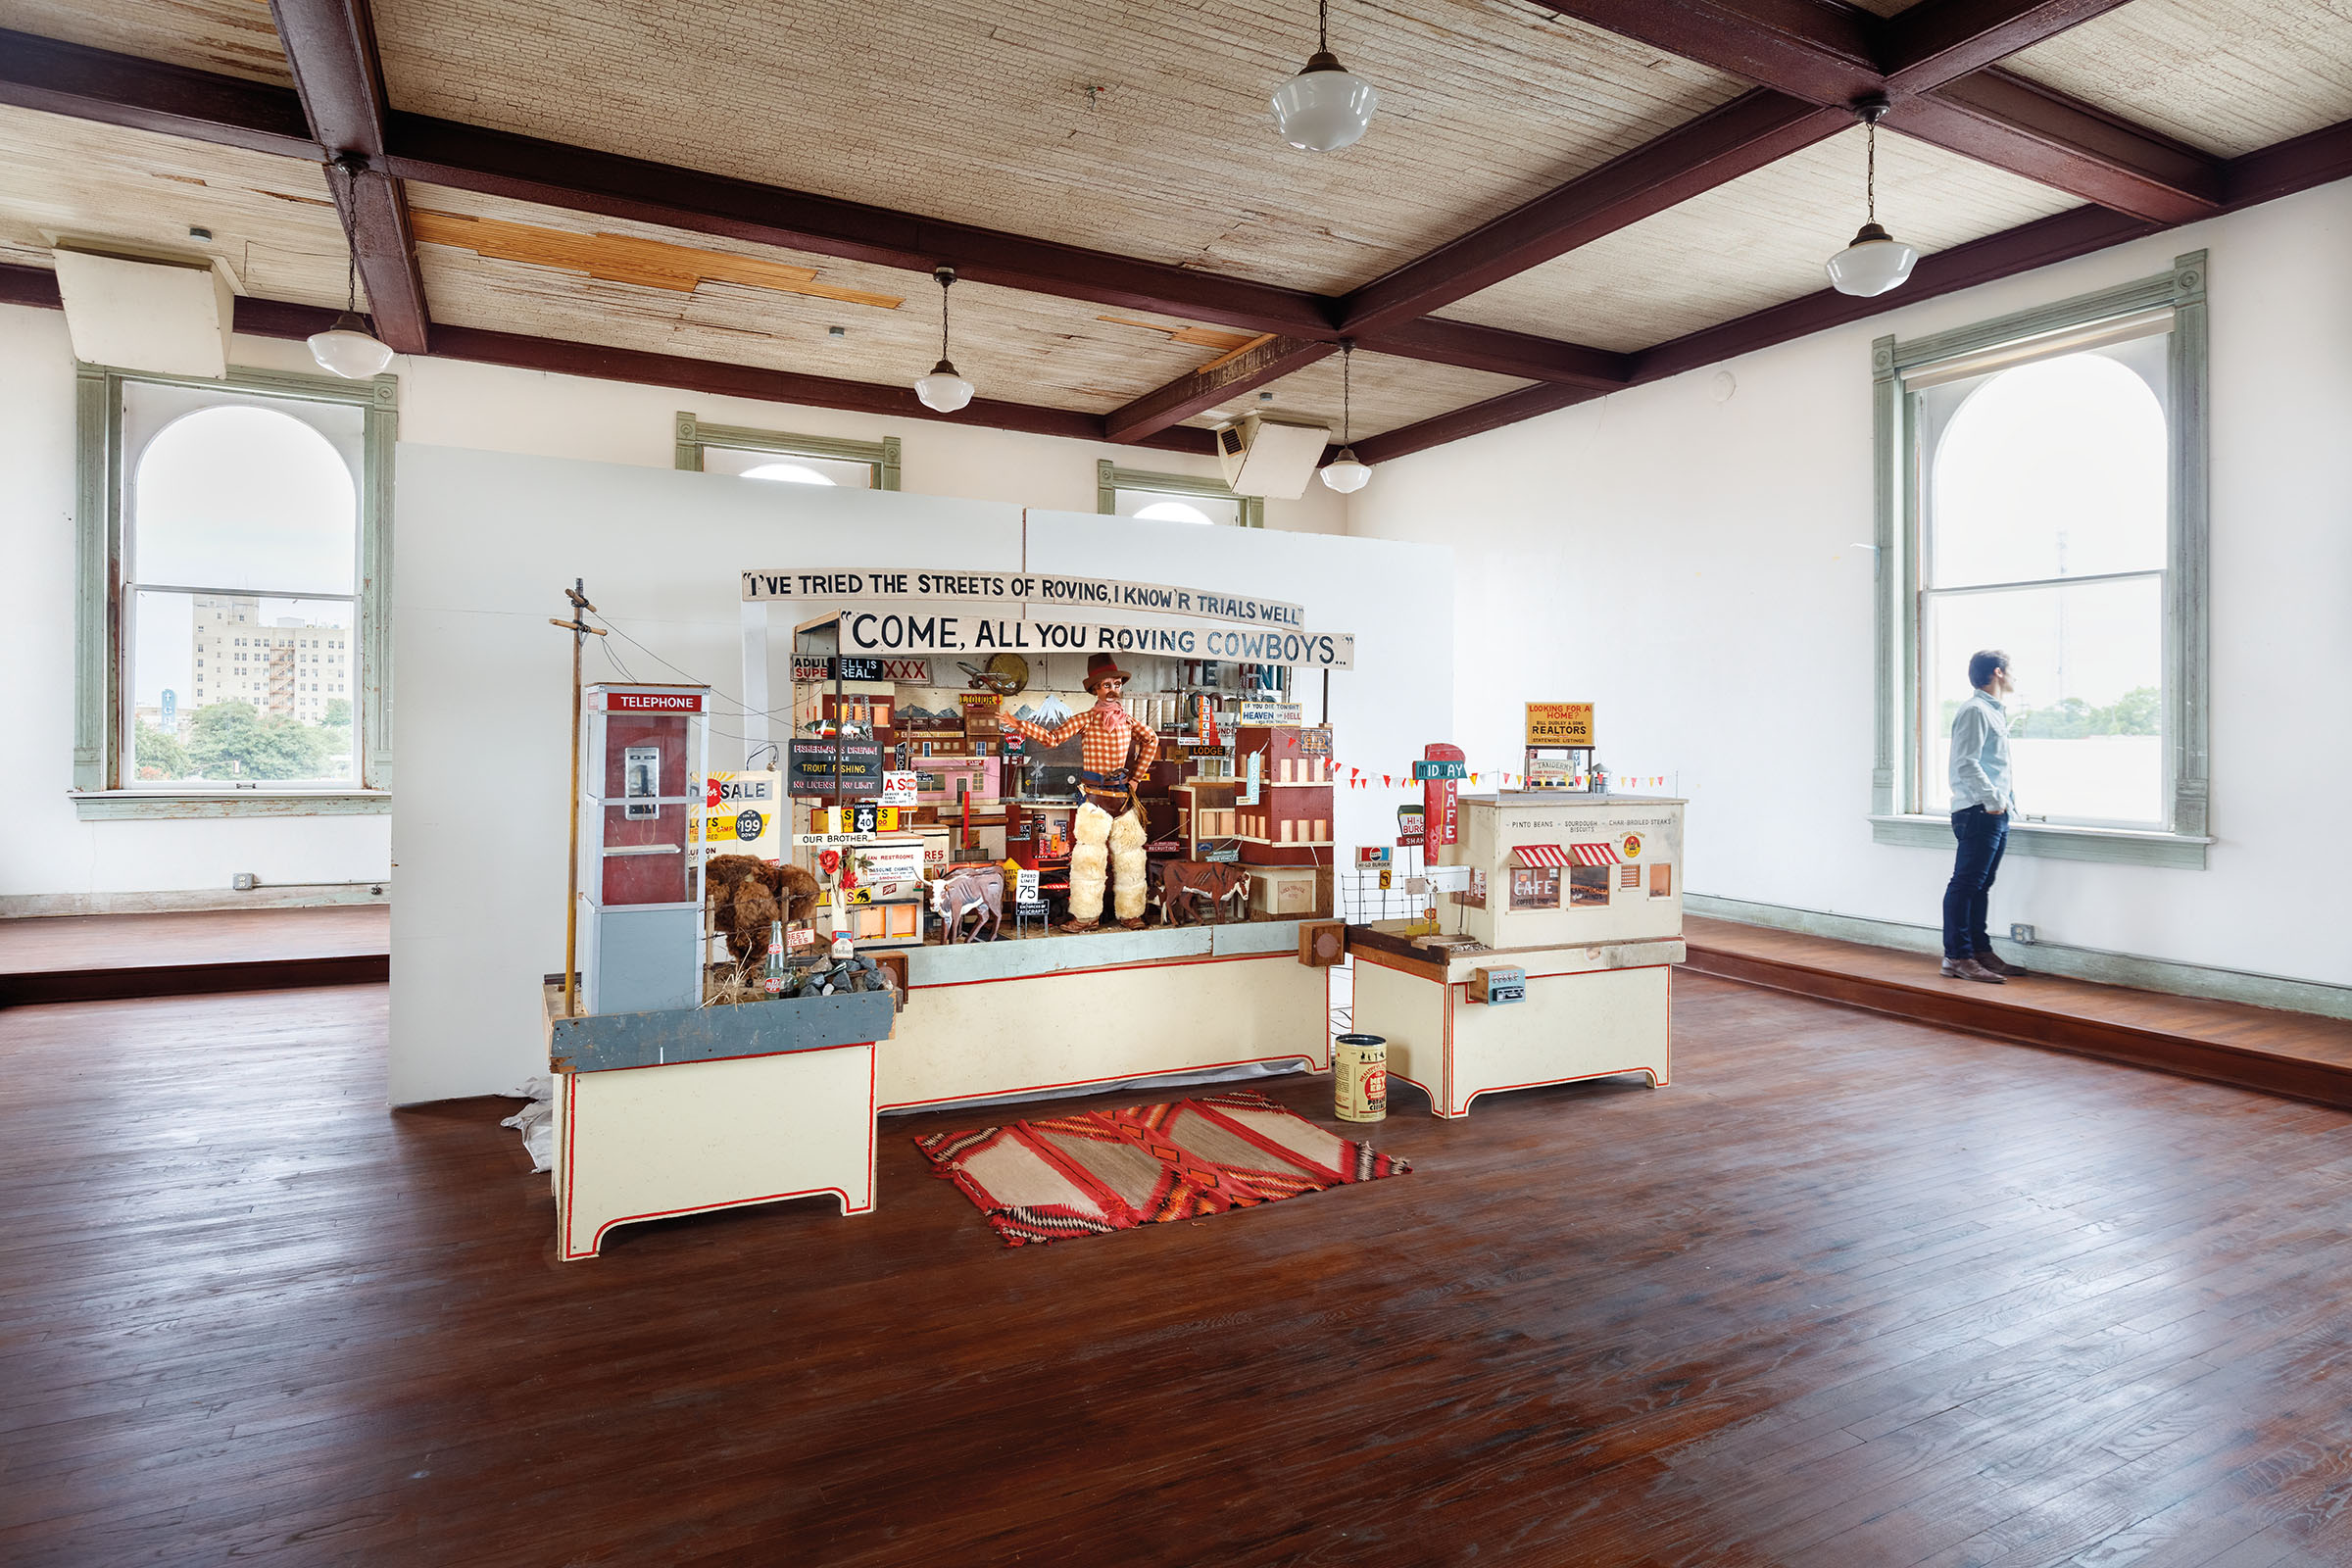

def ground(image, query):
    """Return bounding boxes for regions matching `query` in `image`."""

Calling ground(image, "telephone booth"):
[577,682,710,1014]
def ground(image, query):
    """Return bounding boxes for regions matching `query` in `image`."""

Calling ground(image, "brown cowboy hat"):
[1082,652,1131,691]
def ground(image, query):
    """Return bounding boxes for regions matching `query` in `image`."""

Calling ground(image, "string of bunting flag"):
[1327,763,1678,791]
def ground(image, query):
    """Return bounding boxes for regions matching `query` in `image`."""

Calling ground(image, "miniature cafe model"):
[545,556,1681,1258]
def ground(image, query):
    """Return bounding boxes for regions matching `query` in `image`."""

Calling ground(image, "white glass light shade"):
[914,359,974,414]
[1825,222,1919,298]
[1319,449,1372,493]
[1270,53,1379,152]
[307,314,394,378]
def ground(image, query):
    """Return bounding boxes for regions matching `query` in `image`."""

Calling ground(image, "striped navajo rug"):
[913,1090,1411,1248]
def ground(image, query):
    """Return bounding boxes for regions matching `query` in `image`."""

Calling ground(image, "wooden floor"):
[7,980,2352,1567]
[1684,916,2352,1111]
[0,907,389,1005]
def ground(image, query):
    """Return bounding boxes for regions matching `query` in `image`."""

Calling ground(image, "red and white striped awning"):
[1511,844,1573,869]
[1569,842,1622,866]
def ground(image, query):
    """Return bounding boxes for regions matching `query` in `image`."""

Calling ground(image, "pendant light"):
[308,155,396,378]
[1825,98,1919,299]
[1319,340,1371,493]
[1271,0,1379,153]
[913,267,975,413]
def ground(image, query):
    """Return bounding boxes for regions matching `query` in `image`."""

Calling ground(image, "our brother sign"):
[740,568,1304,630]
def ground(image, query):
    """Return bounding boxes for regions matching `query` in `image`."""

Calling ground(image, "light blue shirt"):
[1949,689,2014,813]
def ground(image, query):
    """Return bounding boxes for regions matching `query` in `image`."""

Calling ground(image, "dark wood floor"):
[0,907,390,1005]
[1685,916,2352,1111]
[0,906,389,972]
[6,978,2352,1567]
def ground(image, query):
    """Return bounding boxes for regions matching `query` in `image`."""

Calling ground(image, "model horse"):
[1152,859,1250,926]
[931,863,1005,943]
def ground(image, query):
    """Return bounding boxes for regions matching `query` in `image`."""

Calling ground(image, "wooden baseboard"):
[0,955,390,1007]
[1680,944,2352,1112]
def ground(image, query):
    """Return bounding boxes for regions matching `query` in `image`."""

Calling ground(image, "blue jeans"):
[1943,807,2009,960]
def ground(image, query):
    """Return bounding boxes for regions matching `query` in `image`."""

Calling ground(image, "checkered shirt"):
[1003,696,1159,783]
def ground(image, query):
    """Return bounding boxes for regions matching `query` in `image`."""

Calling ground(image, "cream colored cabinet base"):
[552,1042,876,1260]
[1352,944,1675,1118]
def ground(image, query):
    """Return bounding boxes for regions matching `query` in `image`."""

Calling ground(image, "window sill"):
[72,790,392,821]
[1870,814,2208,869]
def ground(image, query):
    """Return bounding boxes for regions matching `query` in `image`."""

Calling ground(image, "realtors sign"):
[742,568,1305,630]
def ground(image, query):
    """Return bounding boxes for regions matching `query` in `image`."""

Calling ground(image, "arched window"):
[121,391,366,788]
[1918,340,2170,827]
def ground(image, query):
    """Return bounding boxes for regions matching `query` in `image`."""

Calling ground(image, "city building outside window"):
[74,364,395,814]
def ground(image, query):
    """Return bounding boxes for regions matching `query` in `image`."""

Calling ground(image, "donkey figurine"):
[930,862,1005,943]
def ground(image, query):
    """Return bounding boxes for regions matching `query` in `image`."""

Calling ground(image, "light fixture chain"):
[1867,118,1877,226]
[1342,342,1352,446]
[1319,0,1330,53]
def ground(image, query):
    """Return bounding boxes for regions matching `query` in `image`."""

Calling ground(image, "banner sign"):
[787,739,883,795]
[742,569,1305,629]
[1526,702,1595,747]
[829,611,1353,669]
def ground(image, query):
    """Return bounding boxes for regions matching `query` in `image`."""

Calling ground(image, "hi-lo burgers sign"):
[744,567,1354,669]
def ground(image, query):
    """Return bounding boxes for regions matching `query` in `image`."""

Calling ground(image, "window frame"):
[674,412,900,489]
[1869,250,2210,868]
[74,362,397,819]
[1097,460,1262,529]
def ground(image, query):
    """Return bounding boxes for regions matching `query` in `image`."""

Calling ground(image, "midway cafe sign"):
[741,568,1304,630]
[830,610,1354,669]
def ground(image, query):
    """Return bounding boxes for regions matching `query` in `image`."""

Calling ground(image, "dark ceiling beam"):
[1886,72,2222,223]
[382,113,1336,340]
[1530,2,1881,106]
[1357,109,2352,466]
[0,262,1216,456]
[1104,336,1335,445]
[267,0,428,354]
[1339,91,1855,339]
[1535,0,2205,226]
[0,27,318,159]
[1877,0,2134,94]
[1356,317,1631,387]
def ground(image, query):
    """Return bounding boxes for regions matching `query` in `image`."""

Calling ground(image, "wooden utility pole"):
[551,580,607,1017]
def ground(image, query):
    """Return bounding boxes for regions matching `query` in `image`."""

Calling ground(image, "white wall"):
[0,304,1341,907]
[1347,178,2352,990]
[390,445,1446,1103]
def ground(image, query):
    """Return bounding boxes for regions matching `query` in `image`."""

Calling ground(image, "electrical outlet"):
[232,872,257,891]
[2009,922,2035,944]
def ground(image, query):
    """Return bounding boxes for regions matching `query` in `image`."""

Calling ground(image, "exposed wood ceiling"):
[0,0,2347,466]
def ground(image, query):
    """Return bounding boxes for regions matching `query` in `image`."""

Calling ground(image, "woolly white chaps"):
[1070,801,1149,923]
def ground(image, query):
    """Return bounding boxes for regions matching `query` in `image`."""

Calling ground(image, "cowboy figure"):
[1001,652,1159,931]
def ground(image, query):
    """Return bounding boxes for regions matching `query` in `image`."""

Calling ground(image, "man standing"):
[1943,649,2027,983]
[1001,653,1158,931]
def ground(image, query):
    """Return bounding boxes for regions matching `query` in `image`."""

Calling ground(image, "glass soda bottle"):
[763,920,788,998]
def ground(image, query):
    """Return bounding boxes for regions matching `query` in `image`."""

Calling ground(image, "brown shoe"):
[1974,951,2030,977]
[1940,956,2005,984]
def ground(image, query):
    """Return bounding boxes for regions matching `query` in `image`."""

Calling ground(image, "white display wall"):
[390,444,1448,1104]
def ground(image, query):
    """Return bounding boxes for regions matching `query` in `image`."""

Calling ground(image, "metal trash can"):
[1334,1033,1389,1123]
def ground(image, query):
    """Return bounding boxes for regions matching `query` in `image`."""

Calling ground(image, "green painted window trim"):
[674,413,901,489]
[1097,459,1263,528]
[1870,251,2210,870]
[72,361,398,812]
[73,791,393,821]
